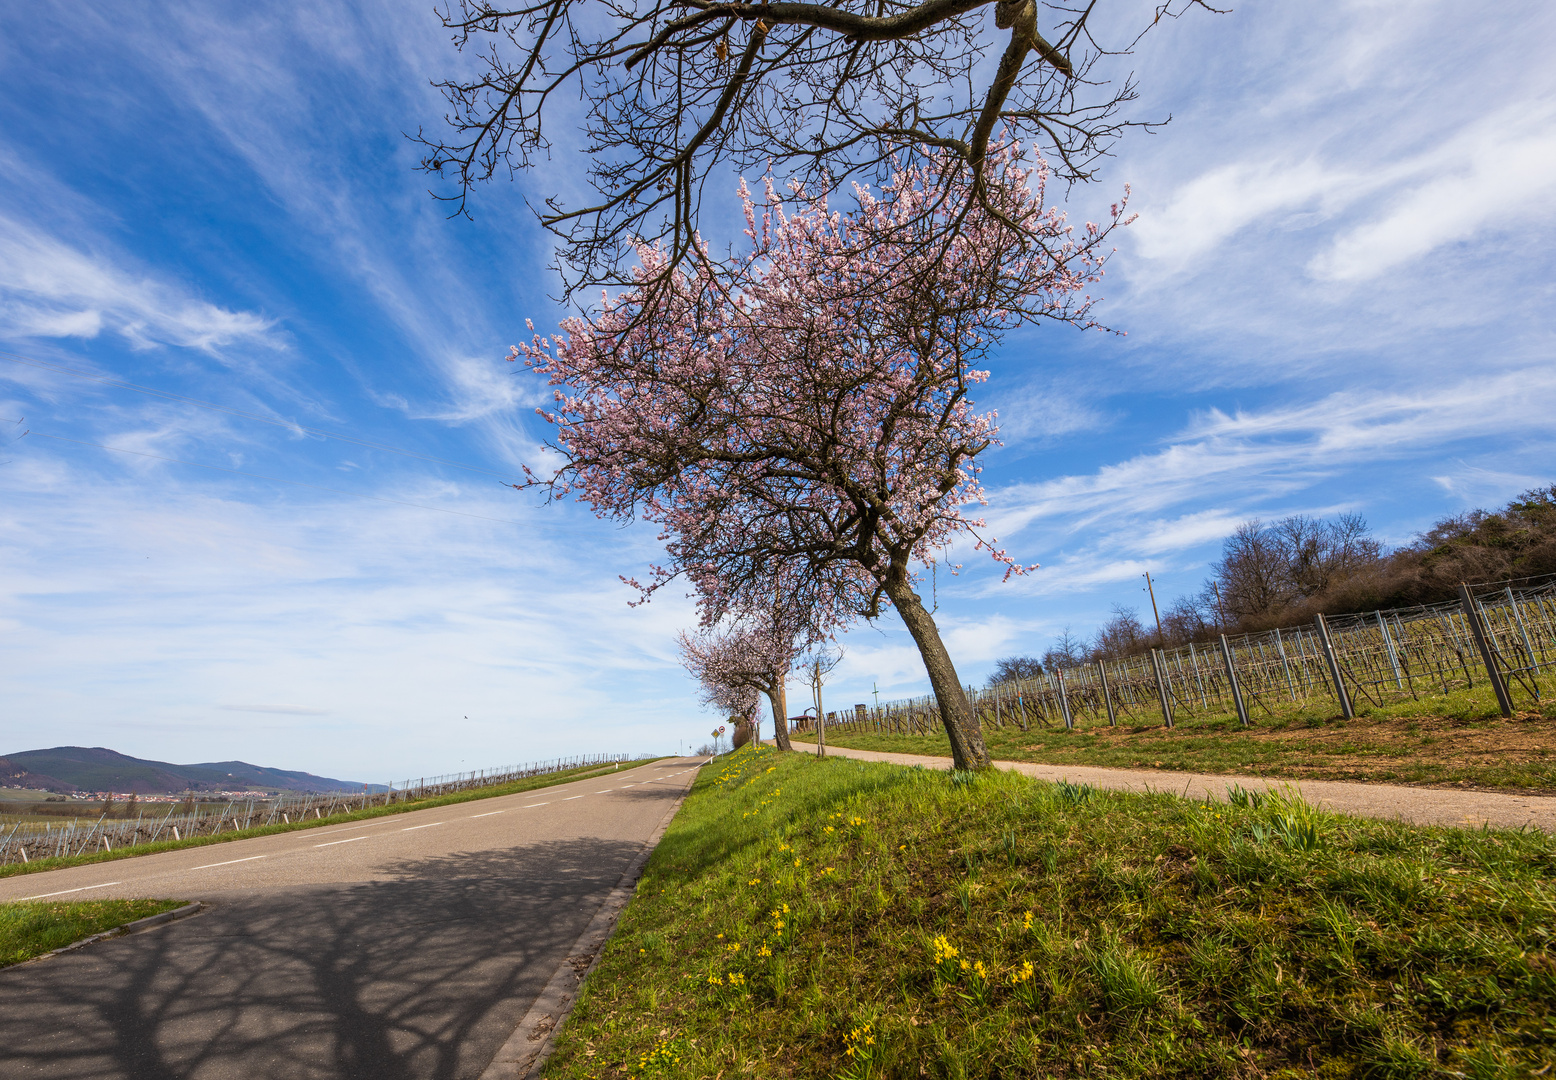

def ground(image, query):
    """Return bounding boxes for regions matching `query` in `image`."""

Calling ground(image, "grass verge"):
[547,745,1555,1078]
[796,686,1556,792]
[1,898,184,968]
[0,758,664,880]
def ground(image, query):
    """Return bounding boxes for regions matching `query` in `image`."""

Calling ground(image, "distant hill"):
[0,747,377,794]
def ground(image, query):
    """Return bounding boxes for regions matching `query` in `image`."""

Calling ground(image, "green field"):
[545,746,1555,1078]
[1,898,184,968]
[796,684,1556,792]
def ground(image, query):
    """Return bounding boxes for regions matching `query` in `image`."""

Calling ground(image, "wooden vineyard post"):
[1056,668,1074,730]
[1458,583,1515,718]
[1219,634,1251,728]
[1313,613,1355,720]
[1150,649,1174,728]
[1096,660,1117,726]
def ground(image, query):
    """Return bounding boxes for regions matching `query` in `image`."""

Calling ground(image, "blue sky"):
[2,2,1553,782]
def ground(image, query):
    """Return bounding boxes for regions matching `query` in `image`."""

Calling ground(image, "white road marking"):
[563,795,585,801]
[18,881,123,901]
[192,855,268,870]
[595,788,614,793]
[315,836,370,848]
[470,810,505,818]
[313,818,394,836]
[401,822,444,831]
[523,802,549,807]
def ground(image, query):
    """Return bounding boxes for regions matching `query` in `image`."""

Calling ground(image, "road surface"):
[0,758,704,1079]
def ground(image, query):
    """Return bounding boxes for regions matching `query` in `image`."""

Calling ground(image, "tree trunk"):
[882,575,990,770]
[766,683,793,752]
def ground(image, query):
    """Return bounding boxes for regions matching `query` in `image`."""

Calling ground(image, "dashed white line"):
[313,818,394,836]
[595,788,614,793]
[470,810,505,818]
[315,835,370,848]
[523,802,549,807]
[563,795,586,801]
[18,881,123,901]
[192,855,268,870]
[401,822,444,831]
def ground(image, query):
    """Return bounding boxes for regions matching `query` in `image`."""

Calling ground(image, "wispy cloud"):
[0,215,280,352]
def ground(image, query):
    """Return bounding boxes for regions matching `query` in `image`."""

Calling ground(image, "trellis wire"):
[820,574,1556,742]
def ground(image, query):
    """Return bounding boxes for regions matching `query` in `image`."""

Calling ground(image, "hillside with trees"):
[995,484,1556,677]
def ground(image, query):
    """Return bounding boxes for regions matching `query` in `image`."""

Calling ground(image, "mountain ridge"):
[0,746,374,794]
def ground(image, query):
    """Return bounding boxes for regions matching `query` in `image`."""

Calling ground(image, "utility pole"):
[872,681,880,709]
[1144,571,1165,647]
[812,658,827,758]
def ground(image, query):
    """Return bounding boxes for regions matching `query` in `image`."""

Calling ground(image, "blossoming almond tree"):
[516,145,1125,769]
[677,621,800,752]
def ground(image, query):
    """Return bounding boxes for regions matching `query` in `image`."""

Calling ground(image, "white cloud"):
[1311,111,1556,281]
[0,215,280,353]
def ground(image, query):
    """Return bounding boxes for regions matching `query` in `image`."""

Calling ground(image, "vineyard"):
[825,575,1554,740]
[0,753,640,867]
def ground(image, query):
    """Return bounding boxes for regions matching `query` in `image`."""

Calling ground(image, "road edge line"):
[27,901,206,965]
[479,762,704,1080]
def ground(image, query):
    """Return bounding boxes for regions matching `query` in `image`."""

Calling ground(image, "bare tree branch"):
[416,0,1213,299]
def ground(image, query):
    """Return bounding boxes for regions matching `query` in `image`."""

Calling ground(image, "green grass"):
[796,685,1556,791]
[0,758,664,879]
[545,746,1556,1079]
[1,898,184,967]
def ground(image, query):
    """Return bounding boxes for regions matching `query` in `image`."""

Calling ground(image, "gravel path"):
[799,743,1556,831]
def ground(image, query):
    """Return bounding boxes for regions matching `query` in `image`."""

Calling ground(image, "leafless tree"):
[1213,520,1293,620]
[1158,594,1209,646]
[1041,624,1085,670]
[988,654,1043,684]
[1273,513,1381,598]
[417,0,1214,299]
[1089,603,1145,659]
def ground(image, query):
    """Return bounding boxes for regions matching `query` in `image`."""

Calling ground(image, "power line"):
[0,349,523,481]
[28,432,537,526]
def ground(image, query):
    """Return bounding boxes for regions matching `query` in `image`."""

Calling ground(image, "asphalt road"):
[0,758,704,1080]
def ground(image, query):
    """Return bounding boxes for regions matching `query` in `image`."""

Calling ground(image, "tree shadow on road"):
[0,838,642,1080]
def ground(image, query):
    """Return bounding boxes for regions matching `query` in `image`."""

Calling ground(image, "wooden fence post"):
[1096,660,1116,726]
[1056,668,1074,730]
[1150,649,1174,728]
[1313,613,1355,720]
[1219,634,1251,728]
[1458,582,1515,718]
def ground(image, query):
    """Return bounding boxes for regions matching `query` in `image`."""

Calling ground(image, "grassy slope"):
[2,898,183,967]
[547,746,1555,1079]
[797,685,1556,792]
[0,759,662,880]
